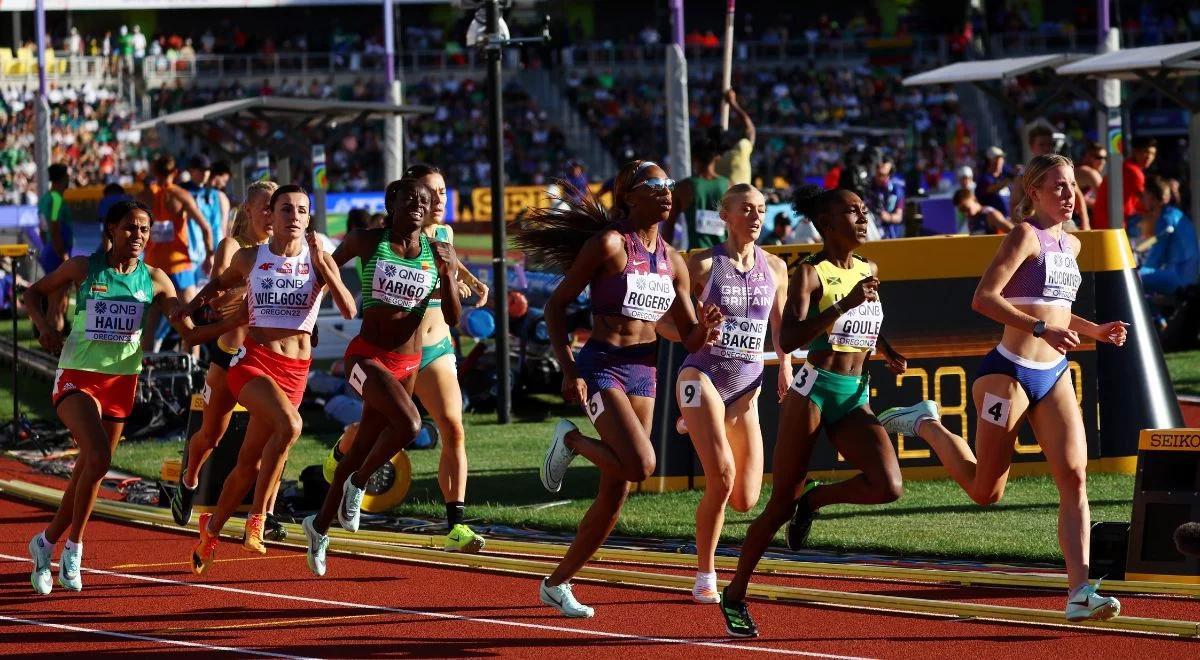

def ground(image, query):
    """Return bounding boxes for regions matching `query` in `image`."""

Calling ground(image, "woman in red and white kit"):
[175,185,356,572]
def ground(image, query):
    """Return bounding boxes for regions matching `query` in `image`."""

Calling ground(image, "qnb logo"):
[94,301,107,315]
[259,278,274,290]
[384,264,397,277]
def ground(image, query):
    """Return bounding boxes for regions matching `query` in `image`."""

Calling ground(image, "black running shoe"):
[171,483,195,527]
[264,513,288,542]
[785,483,820,552]
[719,589,758,638]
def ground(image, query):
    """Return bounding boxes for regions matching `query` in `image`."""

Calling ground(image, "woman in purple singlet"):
[879,154,1130,621]
[674,183,791,603]
[513,160,723,618]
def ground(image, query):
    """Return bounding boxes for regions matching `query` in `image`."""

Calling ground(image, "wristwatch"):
[1032,320,1047,338]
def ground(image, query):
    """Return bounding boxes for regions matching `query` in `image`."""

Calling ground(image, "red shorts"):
[227,339,311,407]
[344,336,420,394]
[52,369,139,421]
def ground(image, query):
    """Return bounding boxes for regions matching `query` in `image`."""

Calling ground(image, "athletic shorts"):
[344,336,420,393]
[227,339,310,407]
[206,337,240,371]
[52,368,139,422]
[679,350,763,406]
[977,344,1068,405]
[420,335,455,371]
[166,268,197,293]
[788,362,869,425]
[576,339,657,400]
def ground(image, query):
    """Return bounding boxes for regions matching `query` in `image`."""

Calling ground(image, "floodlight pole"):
[35,0,49,199]
[1097,0,1123,231]
[484,0,511,424]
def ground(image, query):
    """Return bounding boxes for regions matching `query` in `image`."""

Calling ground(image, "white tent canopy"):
[1056,40,1200,78]
[901,54,1076,86]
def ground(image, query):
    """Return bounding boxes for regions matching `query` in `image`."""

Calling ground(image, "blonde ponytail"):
[229,180,279,245]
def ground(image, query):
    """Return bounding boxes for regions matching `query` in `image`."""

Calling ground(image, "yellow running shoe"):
[445,524,486,553]
[243,514,267,555]
[191,513,218,576]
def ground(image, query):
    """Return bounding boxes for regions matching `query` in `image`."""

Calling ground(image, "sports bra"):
[246,243,324,333]
[696,243,775,361]
[1001,221,1081,308]
[805,252,883,353]
[589,221,676,323]
[360,230,439,312]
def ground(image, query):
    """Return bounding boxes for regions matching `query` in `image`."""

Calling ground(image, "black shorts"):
[207,339,239,371]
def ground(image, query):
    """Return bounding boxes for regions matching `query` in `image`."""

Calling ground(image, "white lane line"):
[0,614,319,659]
[1,553,873,659]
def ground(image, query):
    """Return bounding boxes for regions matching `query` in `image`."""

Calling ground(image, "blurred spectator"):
[866,157,904,239]
[957,165,975,193]
[953,188,1012,235]
[1075,140,1106,217]
[1134,175,1198,297]
[96,182,130,223]
[760,212,792,246]
[977,146,1014,216]
[1094,136,1157,231]
[668,137,728,250]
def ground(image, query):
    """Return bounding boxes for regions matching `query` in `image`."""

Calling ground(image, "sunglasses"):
[632,177,676,192]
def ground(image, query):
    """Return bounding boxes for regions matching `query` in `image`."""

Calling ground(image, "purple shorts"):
[576,340,657,399]
[680,349,764,406]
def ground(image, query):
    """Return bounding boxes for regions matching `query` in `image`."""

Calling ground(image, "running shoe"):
[243,514,267,555]
[338,474,366,533]
[28,534,53,595]
[445,523,486,553]
[264,513,288,542]
[785,481,820,552]
[692,577,720,604]
[322,445,339,483]
[171,482,195,527]
[302,515,329,577]
[719,589,758,638]
[58,542,82,592]
[540,419,579,493]
[191,513,218,576]
[1066,582,1121,621]
[879,400,940,437]
[539,578,594,618]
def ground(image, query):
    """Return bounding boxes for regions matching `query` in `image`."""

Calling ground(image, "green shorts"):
[420,335,455,371]
[788,363,869,424]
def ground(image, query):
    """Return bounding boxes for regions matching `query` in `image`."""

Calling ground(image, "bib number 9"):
[679,380,703,408]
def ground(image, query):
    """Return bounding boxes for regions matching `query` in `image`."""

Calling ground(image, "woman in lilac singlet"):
[879,154,1130,622]
[513,160,723,618]
[673,184,791,603]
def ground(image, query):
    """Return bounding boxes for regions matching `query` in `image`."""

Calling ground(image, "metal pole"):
[11,257,18,447]
[719,0,735,130]
[1101,26,1123,230]
[486,0,510,424]
[34,0,49,199]
[12,11,20,49]
[382,0,402,183]
[1095,0,1108,162]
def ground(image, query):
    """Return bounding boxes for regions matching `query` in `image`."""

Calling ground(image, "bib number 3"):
[790,363,818,397]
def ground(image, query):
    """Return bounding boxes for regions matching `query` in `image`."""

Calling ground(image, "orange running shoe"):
[191,513,218,575]
[243,514,267,555]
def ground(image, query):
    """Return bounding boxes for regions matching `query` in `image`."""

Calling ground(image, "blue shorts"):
[167,268,197,293]
[576,340,657,399]
[976,345,1068,404]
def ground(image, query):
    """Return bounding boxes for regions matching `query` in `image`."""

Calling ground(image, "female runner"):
[180,185,356,572]
[675,183,790,603]
[302,177,462,576]
[513,160,722,618]
[170,180,277,530]
[878,154,1128,621]
[25,200,234,592]
[718,185,909,637]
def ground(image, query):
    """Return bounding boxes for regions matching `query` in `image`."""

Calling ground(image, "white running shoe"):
[58,543,82,592]
[878,400,940,437]
[28,534,52,595]
[302,515,329,577]
[1066,583,1121,621]
[540,420,579,493]
[539,578,594,618]
[338,474,366,533]
[692,579,720,604]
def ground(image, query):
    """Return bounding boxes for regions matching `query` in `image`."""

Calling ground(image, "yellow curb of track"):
[3,479,1199,638]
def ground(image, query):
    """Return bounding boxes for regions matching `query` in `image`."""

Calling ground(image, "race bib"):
[373,262,435,309]
[678,379,703,408]
[1042,252,1081,301]
[695,209,725,237]
[585,391,605,423]
[84,298,143,343]
[828,300,883,350]
[150,220,175,243]
[621,273,676,321]
[711,315,766,361]
[348,363,368,396]
[790,362,818,397]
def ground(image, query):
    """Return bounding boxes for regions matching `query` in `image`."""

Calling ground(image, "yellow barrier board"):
[0,244,30,257]
[1138,428,1200,452]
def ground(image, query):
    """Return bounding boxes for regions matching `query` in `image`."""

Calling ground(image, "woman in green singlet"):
[23,200,234,594]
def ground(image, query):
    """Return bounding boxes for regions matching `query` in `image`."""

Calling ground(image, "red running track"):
[2,495,1199,658]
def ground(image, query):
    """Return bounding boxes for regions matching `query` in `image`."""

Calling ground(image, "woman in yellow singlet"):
[718,185,910,638]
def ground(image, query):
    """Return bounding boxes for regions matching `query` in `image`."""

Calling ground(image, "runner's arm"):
[547,231,620,404]
[667,248,722,353]
[23,256,87,352]
[778,263,838,353]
